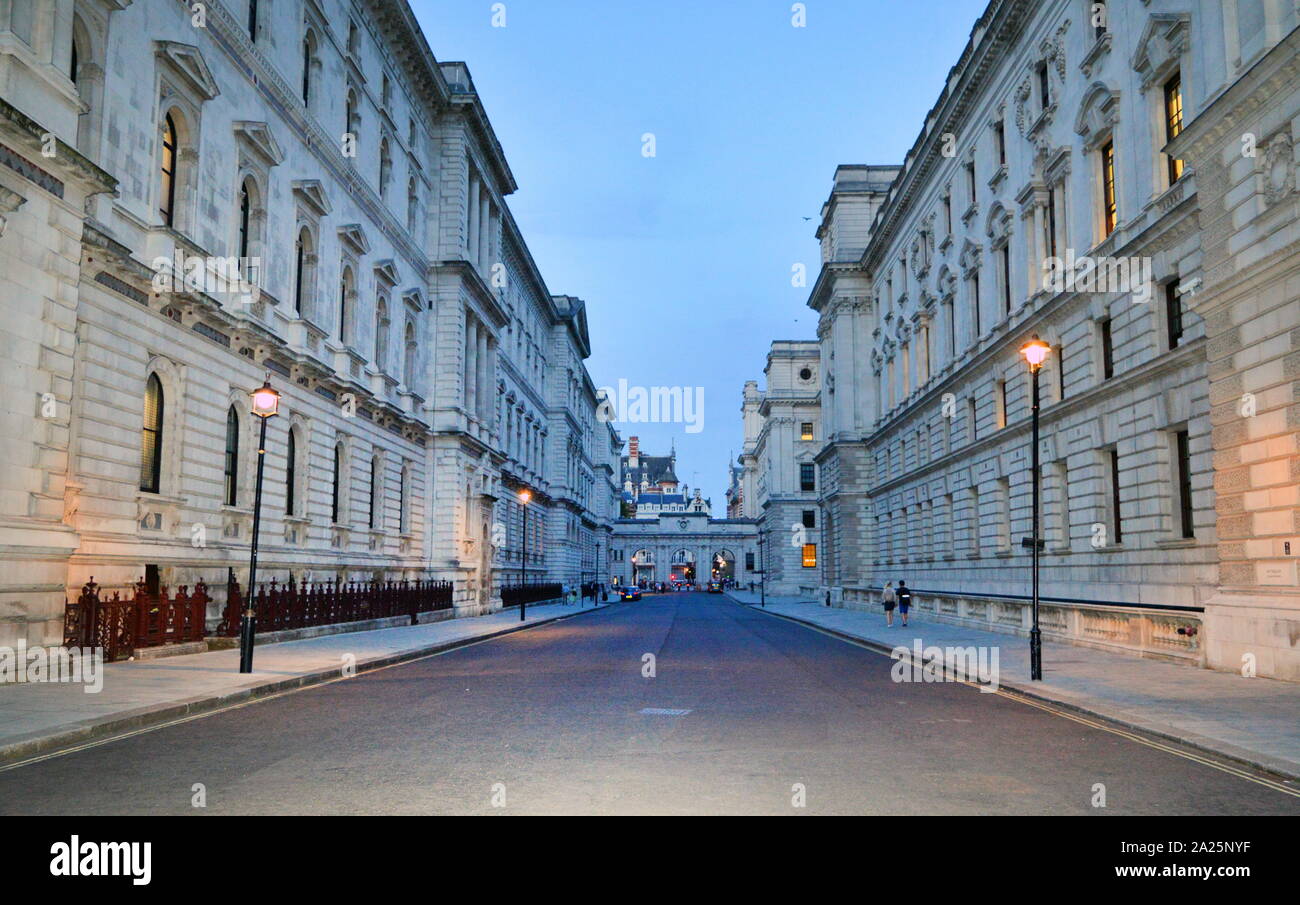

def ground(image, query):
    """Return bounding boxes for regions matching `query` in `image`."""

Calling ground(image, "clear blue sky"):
[411,0,988,511]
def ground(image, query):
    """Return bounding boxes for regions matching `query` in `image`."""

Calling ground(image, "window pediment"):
[155,41,219,101]
[292,179,331,217]
[1074,82,1121,151]
[1131,13,1190,90]
[233,121,283,167]
[337,223,370,256]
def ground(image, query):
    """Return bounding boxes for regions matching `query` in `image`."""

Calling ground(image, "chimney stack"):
[628,435,639,468]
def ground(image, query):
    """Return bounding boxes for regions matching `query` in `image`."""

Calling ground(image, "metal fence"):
[63,577,210,662]
[499,583,562,608]
[216,576,456,637]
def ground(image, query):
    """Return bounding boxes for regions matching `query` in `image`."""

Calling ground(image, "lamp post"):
[240,378,280,674]
[1020,335,1050,681]
[757,532,766,607]
[518,489,531,622]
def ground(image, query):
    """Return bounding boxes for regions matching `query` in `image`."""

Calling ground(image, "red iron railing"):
[216,576,455,637]
[63,577,210,662]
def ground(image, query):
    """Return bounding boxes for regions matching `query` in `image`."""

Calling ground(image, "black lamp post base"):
[238,613,257,674]
[1029,626,1042,681]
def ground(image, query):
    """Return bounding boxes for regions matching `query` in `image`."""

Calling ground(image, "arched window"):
[379,138,392,199]
[399,463,410,534]
[368,455,380,529]
[339,266,353,345]
[403,320,417,387]
[70,32,80,85]
[345,89,359,143]
[286,427,298,515]
[374,296,389,370]
[331,442,344,524]
[237,179,252,260]
[407,177,418,232]
[159,113,178,226]
[140,374,165,493]
[301,31,313,105]
[293,229,306,315]
[223,405,240,506]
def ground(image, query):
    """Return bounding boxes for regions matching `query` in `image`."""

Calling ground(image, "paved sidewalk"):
[728,591,1300,781]
[0,601,609,766]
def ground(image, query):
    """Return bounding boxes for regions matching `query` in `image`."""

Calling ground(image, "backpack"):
[882,587,896,604]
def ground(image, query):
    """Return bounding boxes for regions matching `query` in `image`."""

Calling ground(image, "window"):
[1037,61,1050,109]
[1109,447,1123,543]
[293,229,308,315]
[967,396,978,444]
[69,31,80,85]
[368,456,380,529]
[1174,430,1194,539]
[971,272,982,337]
[286,427,298,515]
[1100,140,1117,236]
[1163,280,1185,350]
[802,510,816,529]
[994,120,1006,166]
[404,320,417,387]
[379,138,392,200]
[800,463,816,492]
[997,379,1008,429]
[800,422,814,441]
[247,0,258,41]
[345,89,359,144]
[966,159,977,203]
[302,31,316,106]
[140,374,164,493]
[331,443,344,524]
[159,113,178,226]
[1055,344,1066,401]
[745,552,755,571]
[1100,317,1114,380]
[802,544,817,568]
[339,267,353,345]
[399,463,411,534]
[1164,73,1184,184]
[1046,190,1058,258]
[223,406,240,506]
[374,296,389,370]
[1000,245,1012,315]
[943,194,952,235]
[237,180,252,261]
[407,177,419,232]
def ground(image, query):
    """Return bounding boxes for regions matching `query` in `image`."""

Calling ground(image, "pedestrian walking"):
[882,581,897,627]
[897,580,913,626]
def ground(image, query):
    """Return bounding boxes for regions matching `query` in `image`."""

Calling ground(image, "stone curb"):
[0,602,613,770]
[742,599,1300,784]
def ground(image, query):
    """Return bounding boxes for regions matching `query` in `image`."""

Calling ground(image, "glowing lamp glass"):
[250,382,280,418]
[519,489,532,504]
[1020,337,1051,369]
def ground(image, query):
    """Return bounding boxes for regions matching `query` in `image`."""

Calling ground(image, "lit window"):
[1164,74,1184,184]
[802,544,817,568]
[800,422,814,441]
[1101,140,1117,236]
[140,374,164,493]
[159,113,178,226]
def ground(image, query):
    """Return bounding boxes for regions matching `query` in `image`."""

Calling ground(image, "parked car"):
[621,586,642,601]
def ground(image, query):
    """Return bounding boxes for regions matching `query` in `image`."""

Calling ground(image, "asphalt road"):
[2,593,1296,815]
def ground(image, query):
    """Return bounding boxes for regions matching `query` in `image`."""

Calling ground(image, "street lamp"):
[518,489,531,622]
[757,532,766,608]
[1019,335,1050,681]
[240,378,280,674]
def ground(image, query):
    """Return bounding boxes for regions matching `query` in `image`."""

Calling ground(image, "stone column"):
[476,329,489,422]
[479,195,491,273]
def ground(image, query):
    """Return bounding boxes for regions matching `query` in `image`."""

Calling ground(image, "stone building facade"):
[0,0,614,646]
[738,341,824,597]
[805,0,1300,679]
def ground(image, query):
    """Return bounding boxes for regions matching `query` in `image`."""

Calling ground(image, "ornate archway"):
[670,549,696,583]
[711,549,736,581]
[632,549,655,585]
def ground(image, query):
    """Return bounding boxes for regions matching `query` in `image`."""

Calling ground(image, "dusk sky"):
[411,0,988,510]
